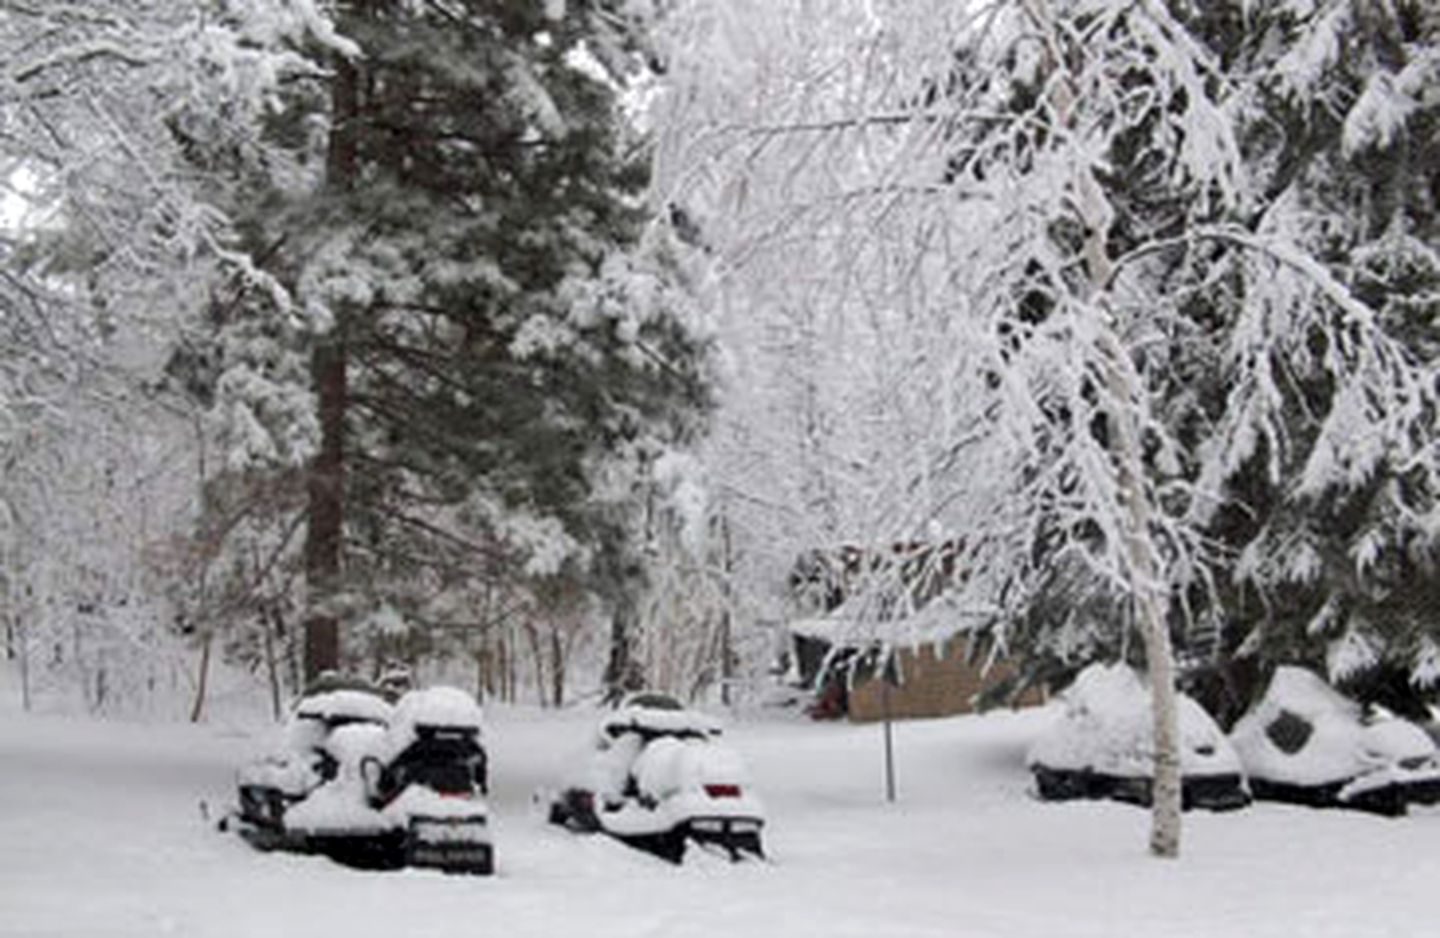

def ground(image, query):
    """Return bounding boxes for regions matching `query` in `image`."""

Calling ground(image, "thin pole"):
[882,673,896,803]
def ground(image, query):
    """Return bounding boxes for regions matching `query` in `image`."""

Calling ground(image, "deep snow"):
[3,685,1440,937]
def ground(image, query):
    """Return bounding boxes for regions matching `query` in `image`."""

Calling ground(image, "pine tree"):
[221,0,710,683]
[1167,0,1440,715]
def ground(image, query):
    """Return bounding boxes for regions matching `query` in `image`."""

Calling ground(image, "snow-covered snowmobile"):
[1230,667,1440,816]
[545,692,765,863]
[229,685,493,873]
[1027,663,1252,811]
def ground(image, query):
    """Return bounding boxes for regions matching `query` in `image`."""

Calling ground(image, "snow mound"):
[1027,663,1241,777]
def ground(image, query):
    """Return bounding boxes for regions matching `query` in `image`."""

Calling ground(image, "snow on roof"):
[1026,663,1240,777]
[786,599,980,648]
[788,618,849,642]
[294,690,393,726]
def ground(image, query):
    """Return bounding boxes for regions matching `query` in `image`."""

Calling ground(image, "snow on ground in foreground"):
[3,690,1440,938]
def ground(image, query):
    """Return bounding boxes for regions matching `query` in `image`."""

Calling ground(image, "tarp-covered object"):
[547,692,764,863]
[230,684,492,872]
[1027,663,1250,811]
[1230,666,1440,815]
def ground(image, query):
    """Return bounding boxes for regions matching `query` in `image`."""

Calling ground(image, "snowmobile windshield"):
[606,724,710,743]
[389,733,487,797]
[599,693,722,747]
[411,762,474,795]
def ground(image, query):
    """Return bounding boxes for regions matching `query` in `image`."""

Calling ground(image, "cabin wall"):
[846,641,1047,722]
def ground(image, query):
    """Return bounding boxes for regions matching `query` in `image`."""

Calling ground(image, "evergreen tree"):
[1168,0,1440,716]
[220,0,709,683]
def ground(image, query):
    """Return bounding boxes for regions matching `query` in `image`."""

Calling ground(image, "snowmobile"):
[545,692,765,863]
[1027,663,1251,812]
[1230,667,1440,816]
[229,684,493,873]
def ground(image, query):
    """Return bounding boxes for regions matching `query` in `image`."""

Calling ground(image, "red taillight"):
[439,789,473,799]
[704,784,741,799]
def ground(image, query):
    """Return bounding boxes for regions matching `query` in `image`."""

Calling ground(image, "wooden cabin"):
[783,541,1048,721]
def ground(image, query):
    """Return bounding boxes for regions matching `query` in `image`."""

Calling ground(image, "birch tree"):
[1,0,344,712]
[656,0,1440,856]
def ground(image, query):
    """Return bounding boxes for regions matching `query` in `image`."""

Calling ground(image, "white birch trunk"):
[1096,328,1183,858]
[1025,0,1184,856]
[1083,169,1183,858]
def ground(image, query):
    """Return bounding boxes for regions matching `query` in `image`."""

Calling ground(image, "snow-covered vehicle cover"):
[230,684,492,873]
[1229,666,1440,816]
[1027,663,1250,811]
[236,689,395,815]
[546,692,764,863]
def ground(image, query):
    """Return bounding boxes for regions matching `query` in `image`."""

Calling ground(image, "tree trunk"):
[17,617,31,711]
[1086,183,1182,857]
[1023,0,1183,858]
[497,637,506,703]
[603,596,644,704]
[303,49,359,685]
[523,620,548,707]
[94,660,107,715]
[550,626,565,708]
[1100,329,1183,858]
[303,341,345,684]
[189,631,212,723]
[719,512,735,706]
[261,606,283,722]
[1088,181,1182,859]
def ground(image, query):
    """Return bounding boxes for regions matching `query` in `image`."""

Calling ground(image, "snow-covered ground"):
[3,681,1439,938]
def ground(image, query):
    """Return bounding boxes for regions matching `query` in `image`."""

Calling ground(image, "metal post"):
[882,656,897,803]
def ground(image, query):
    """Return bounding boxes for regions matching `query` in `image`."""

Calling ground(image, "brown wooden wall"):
[846,640,1047,722]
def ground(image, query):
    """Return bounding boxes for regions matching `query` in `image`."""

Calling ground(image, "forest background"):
[3,0,1438,764]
